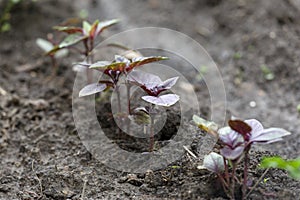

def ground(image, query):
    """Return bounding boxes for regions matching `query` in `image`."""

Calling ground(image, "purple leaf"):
[127,71,162,89]
[79,83,107,97]
[218,127,244,148]
[250,128,291,143]
[142,94,180,107]
[203,152,225,173]
[157,77,179,90]
[221,145,244,160]
[244,119,264,134]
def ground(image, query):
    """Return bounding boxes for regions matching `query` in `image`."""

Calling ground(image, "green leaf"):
[36,38,54,52]
[260,65,274,81]
[59,34,87,48]
[1,22,11,32]
[260,157,300,180]
[89,19,99,38]
[82,21,91,36]
[95,19,120,36]
[54,48,68,59]
[89,61,127,72]
[53,26,82,34]
[128,56,168,71]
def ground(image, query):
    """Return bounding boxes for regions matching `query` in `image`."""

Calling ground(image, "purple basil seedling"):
[194,116,291,200]
[79,55,168,114]
[48,19,119,58]
[127,70,180,107]
[128,70,180,151]
[47,19,119,82]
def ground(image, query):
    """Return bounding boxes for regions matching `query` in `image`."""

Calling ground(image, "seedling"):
[128,70,180,150]
[48,19,119,58]
[44,19,119,82]
[78,55,168,113]
[78,55,180,151]
[260,156,300,180]
[233,52,242,60]
[0,0,22,32]
[127,70,179,107]
[260,65,274,81]
[36,36,68,81]
[194,116,291,199]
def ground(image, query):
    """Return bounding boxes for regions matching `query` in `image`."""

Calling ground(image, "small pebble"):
[249,101,256,108]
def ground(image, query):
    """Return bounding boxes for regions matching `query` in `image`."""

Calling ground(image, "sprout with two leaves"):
[194,116,291,200]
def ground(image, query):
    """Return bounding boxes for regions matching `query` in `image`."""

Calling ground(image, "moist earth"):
[0,0,299,199]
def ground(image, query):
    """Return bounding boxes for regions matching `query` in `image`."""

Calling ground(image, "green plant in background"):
[260,64,274,81]
[0,0,38,32]
[36,35,69,81]
[297,104,300,113]
[260,156,300,180]
[233,52,242,60]
[194,116,291,200]
[0,0,21,32]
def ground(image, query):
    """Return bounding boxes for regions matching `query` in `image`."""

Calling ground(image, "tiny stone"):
[249,101,256,108]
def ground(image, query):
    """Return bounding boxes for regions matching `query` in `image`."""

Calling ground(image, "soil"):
[0,0,300,199]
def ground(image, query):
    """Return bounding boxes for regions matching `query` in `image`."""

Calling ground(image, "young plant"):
[48,19,119,59]
[36,36,68,81]
[78,55,168,114]
[128,70,180,151]
[0,0,23,32]
[127,70,180,107]
[46,19,119,81]
[194,116,291,199]
[260,156,300,180]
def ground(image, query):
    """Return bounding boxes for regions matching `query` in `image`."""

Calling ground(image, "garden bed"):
[0,0,299,199]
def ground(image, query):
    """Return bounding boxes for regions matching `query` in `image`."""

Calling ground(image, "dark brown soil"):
[0,0,299,199]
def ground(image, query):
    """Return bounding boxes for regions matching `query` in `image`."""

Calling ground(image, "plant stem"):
[149,115,154,152]
[224,157,230,186]
[89,38,94,63]
[45,56,58,82]
[84,39,92,83]
[230,163,237,200]
[115,85,121,113]
[242,148,250,199]
[217,174,231,199]
[126,84,131,115]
